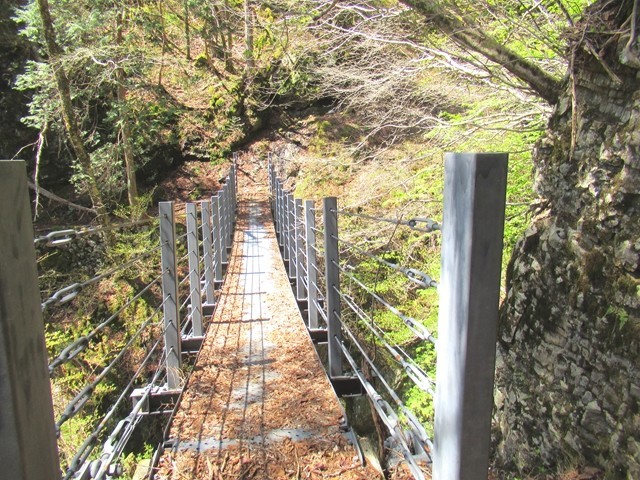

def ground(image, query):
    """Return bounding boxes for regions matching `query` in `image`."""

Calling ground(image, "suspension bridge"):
[0,152,507,480]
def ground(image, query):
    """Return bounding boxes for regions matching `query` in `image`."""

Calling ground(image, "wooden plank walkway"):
[156,160,379,480]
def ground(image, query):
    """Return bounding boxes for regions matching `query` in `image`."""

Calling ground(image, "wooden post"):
[200,200,215,314]
[0,160,61,480]
[323,197,343,377]
[305,200,319,329]
[159,201,182,390]
[295,198,306,301]
[433,153,508,480]
[186,203,203,335]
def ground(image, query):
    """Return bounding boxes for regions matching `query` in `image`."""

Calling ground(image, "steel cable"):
[335,210,441,233]
[338,263,436,344]
[55,300,167,434]
[34,218,156,247]
[41,243,167,310]
[337,236,438,289]
[337,335,429,480]
[48,272,163,374]
[336,287,435,395]
[63,337,165,479]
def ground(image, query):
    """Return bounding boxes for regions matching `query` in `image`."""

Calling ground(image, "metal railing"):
[0,160,237,480]
[268,152,508,480]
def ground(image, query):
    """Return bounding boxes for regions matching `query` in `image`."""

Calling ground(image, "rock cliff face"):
[495,4,640,477]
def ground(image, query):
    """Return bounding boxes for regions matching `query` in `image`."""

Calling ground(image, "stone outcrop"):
[495,3,640,477]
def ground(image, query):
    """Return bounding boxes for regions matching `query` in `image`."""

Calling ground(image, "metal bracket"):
[330,375,364,397]
[130,385,181,415]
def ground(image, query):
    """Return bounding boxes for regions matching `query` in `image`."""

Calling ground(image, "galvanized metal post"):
[287,193,296,280]
[224,183,233,251]
[159,201,182,390]
[283,190,290,260]
[295,199,306,301]
[229,163,237,220]
[323,197,343,377]
[186,203,204,336]
[277,183,285,248]
[433,153,508,480]
[0,160,61,480]
[305,200,319,329]
[211,195,224,282]
[200,200,215,315]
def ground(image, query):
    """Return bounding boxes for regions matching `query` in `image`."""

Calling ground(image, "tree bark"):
[116,9,139,209]
[35,0,108,219]
[400,0,562,104]
[184,0,191,60]
[244,0,255,70]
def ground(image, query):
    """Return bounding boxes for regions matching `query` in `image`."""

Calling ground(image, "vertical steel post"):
[159,201,182,390]
[219,185,227,257]
[277,183,284,247]
[0,161,61,480]
[287,194,296,280]
[282,190,290,260]
[295,198,306,301]
[200,200,215,314]
[229,163,237,221]
[433,153,508,480]
[323,197,343,377]
[186,203,204,336]
[305,200,319,329]
[224,183,233,251]
[211,195,224,282]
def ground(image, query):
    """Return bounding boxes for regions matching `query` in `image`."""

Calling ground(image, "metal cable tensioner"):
[336,236,438,289]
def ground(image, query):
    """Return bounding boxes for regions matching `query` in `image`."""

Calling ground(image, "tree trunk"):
[158,0,166,85]
[400,0,562,104]
[116,9,139,209]
[35,0,108,220]
[184,0,191,60]
[244,0,255,70]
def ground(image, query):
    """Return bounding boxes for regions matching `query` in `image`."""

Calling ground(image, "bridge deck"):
[156,161,378,479]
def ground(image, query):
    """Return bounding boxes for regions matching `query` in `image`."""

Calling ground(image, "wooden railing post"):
[159,201,182,390]
[295,198,306,301]
[433,153,508,480]
[0,160,61,480]
[186,203,204,335]
[305,200,319,329]
[323,197,343,377]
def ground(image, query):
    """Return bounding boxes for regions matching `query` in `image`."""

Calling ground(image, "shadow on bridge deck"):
[155,161,380,480]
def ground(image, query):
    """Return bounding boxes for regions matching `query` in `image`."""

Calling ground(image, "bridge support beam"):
[0,160,61,480]
[433,153,508,480]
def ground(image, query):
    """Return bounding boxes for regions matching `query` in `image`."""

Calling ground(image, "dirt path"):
[155,156,380,479]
